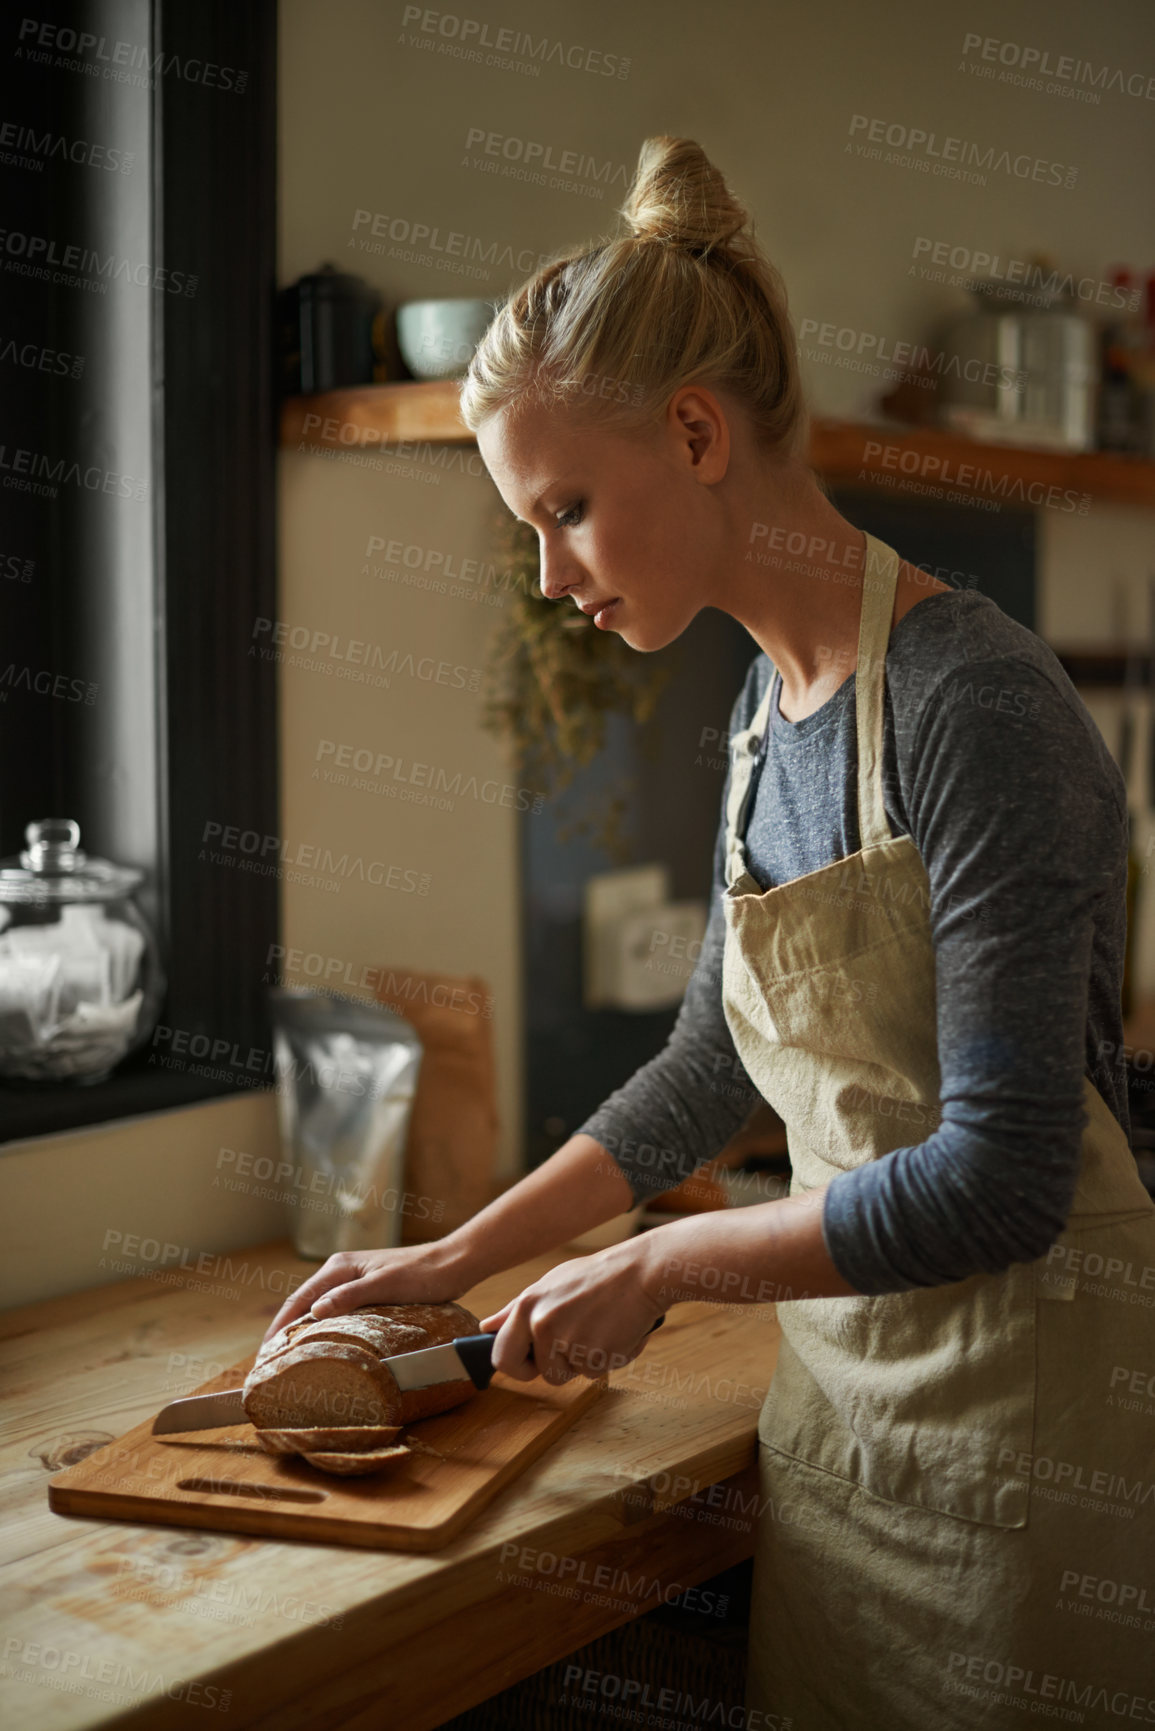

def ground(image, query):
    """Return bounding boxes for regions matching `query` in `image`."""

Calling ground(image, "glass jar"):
[0,819,164,1083]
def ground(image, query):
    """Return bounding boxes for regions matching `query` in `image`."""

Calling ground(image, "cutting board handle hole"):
[178,1476,327,1504]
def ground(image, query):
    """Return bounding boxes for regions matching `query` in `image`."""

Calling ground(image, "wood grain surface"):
[0,1237,780,1731]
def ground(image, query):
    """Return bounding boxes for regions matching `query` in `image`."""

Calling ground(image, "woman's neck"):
[718,461,950,721]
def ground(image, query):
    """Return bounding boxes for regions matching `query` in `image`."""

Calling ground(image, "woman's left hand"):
[481,1239,665,1384]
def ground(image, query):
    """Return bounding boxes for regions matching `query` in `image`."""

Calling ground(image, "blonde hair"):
[460,135,806,458]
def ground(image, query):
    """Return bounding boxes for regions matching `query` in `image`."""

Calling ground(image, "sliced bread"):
[242,1299,483,1432]
[243,1340,400,1428]
[298,1444,411,1477]
[253,1424,403,1456]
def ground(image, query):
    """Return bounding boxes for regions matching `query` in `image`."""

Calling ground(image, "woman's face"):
[477,390,732,653]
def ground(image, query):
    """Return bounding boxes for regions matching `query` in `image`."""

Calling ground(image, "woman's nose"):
[538,541,579,603]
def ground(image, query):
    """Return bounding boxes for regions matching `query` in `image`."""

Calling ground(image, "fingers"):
[538,1351,578,1386]
[490,1294,581,1384]
[309,1278,377,1319]
[488,1295,585,1386]
[260,1255,360,1342]
[490,1301,540,1383]
[484,1270,659,1387]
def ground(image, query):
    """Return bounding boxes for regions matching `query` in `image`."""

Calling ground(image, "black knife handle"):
[455,1315,665,1389]
[453,1334,498,1390]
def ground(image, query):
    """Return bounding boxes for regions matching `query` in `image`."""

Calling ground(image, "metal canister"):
[277,264,384,395]
[938,279,1098,452]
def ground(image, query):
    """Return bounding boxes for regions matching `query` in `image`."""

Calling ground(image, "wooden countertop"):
[0,1238,778,1730]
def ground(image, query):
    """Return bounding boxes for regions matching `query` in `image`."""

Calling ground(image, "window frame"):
[0,0,279,1146]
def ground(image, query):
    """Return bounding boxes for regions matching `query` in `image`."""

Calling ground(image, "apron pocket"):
[757,1262,1037,1529]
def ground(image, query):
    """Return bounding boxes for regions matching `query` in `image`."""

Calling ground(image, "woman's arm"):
[263,662,772,1344]
[576,660,769,1200]
[823,652,1128,1293]
[577,882,762,1200]
[261,1131,635,1339]
[265,1132,858,1380]
[482,1183,860,1383]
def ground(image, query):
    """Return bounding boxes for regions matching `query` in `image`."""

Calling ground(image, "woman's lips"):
[593,599,621,629]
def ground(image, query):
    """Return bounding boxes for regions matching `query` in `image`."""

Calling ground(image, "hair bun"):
[461,132,805,464]
[620,136,750,257]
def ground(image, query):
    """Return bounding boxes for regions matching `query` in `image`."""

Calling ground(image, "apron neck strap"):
[723,679,775,887]
[856,534,900,851]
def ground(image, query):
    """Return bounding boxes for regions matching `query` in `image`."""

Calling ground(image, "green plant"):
[481,511,676,858]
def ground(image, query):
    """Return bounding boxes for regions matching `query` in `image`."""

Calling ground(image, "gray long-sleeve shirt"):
[579,582,1132,1295]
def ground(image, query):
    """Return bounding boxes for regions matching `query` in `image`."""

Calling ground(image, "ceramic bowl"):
[396,298,495,380]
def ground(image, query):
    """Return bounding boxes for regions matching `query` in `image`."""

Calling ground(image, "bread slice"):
[243,1341,400,1428]
[253,1422,411,1477]
[253,1424,403,1456]
[242,1300,482,1432]
[299,1444,411,1477]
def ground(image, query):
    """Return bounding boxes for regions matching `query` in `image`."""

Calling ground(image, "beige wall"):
[274,445,522,1168]
[0,1093,285,1310]
[3,0,1151,1308]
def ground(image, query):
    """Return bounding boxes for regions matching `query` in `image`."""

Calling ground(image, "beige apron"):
[722,534,1155,1730]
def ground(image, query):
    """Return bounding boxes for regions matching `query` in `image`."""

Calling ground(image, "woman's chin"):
[619,618,682,654]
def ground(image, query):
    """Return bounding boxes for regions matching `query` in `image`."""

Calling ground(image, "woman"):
[266,139,1155,1728]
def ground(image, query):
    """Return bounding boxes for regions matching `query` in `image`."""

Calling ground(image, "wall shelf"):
[280,382,1155,510]
[280,379,471,447]
[810,420,1155,511]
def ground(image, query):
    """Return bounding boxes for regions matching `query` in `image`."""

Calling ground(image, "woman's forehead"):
[478,401,605,493]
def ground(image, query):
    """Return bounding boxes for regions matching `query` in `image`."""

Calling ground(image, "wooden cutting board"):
[47,1355,601,1551]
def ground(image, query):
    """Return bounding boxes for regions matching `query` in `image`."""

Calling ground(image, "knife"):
[151,1318,664,1434]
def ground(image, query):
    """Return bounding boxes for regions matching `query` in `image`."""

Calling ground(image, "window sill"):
[0,1056,271,1147]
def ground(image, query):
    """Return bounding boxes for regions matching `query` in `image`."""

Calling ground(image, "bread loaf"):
[242,1300,481,1433]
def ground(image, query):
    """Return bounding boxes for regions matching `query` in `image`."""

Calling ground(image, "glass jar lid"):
[0,819,144,903]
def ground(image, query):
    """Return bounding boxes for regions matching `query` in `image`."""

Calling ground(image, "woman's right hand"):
[261,1240,476,1344]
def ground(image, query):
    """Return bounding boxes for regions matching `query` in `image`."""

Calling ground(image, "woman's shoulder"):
[888,589,1128,825]
[888,589,1103,732]
[887,585,1064,688]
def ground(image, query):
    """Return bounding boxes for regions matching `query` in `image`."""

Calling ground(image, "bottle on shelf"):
[1134,272,1155,459]
[1097,266,1145,454]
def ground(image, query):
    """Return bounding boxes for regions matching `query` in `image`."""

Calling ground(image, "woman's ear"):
[666,384,730,484]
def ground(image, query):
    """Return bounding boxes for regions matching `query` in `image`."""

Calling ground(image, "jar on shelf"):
[0,819,164,1084]
[936,276,1098,452]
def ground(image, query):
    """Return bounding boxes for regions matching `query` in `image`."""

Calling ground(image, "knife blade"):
[152,1387,248,1433]
[150,1317,664,1435]
[150,1333,498,1434]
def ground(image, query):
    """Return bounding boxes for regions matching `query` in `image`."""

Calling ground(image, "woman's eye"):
[556,502,584,529]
